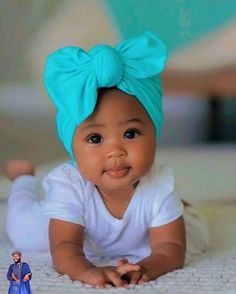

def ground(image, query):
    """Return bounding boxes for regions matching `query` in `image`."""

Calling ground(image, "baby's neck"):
[96,182,139,219]
[96,181,138,201]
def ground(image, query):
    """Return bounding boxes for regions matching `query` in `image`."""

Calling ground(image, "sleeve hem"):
[43,213,84,227]
[150,210,184,228]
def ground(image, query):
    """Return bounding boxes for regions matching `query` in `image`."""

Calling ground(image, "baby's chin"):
[96,176,142,194]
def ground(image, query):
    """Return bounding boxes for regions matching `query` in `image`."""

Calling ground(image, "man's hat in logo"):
[12,250,22,256]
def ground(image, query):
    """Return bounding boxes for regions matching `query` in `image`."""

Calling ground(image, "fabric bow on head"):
[44,31,168,159]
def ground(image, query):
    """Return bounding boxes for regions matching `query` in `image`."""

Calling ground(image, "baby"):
[4,32,208,288]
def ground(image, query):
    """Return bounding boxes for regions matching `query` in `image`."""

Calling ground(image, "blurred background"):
[0,0,236,170]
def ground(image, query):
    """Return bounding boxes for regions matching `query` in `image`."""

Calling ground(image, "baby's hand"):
[79,266,128,288]
[116,258,140,277]
[79,262,140,288]
[117,259,150,285]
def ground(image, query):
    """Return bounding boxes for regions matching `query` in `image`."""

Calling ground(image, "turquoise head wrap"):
[44,31,167,159]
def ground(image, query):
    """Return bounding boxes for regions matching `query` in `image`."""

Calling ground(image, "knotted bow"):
[44,31,168,159]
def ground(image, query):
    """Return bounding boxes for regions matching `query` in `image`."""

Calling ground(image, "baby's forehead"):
[97,87,134,102]
[95,88,145,113]
[78,90,153,132]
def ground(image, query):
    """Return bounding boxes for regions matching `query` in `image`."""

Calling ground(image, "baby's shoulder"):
[144,162,174,188]
[44,161,87,188]
[139,162,175,203]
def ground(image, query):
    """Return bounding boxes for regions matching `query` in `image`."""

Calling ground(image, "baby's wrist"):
[136,262,157,280]
[76,265,97,282]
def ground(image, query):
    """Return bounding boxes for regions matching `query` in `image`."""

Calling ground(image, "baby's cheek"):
[78,157,101,182]
[138,149,155,174]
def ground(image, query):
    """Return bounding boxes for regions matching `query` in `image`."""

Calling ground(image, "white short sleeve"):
[42,164,85,226]
[151,191,184,227]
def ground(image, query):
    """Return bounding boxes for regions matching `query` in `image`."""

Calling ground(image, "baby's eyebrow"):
[124,118,144,125]
[80,123,105,131]
[81,118,144,131]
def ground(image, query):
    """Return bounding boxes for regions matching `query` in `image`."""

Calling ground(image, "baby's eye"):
[87,134,103,144]
[124,129,140,140]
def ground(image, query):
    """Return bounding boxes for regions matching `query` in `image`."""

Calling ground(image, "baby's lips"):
[105,167,130,178]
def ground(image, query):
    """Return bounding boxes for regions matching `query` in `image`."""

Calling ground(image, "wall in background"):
[104,0,236,53]
[0,0,60,82]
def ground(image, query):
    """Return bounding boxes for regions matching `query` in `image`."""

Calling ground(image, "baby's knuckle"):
[96,273,105,283]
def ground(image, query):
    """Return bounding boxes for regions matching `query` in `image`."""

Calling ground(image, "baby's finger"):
[96,273,107,288]
[117,258,129,267]
[130,271,142,284]
[116,263,140,276]
[105,270,125,288]
[138,273,150,284]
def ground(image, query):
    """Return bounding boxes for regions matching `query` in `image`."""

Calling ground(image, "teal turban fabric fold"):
[44,31,168,159]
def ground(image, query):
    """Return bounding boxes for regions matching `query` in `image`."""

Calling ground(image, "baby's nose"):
[107,146,127,159]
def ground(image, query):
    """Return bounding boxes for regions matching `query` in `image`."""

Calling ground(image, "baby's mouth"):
[104,167,130,178]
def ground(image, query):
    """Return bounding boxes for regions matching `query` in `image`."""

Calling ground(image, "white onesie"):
[6,160,185,263]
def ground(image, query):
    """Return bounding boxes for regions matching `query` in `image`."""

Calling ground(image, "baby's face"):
[73,88,156,195]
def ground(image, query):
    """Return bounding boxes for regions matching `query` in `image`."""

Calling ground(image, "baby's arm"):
[131,216,186,284]
[49,219,140,287]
